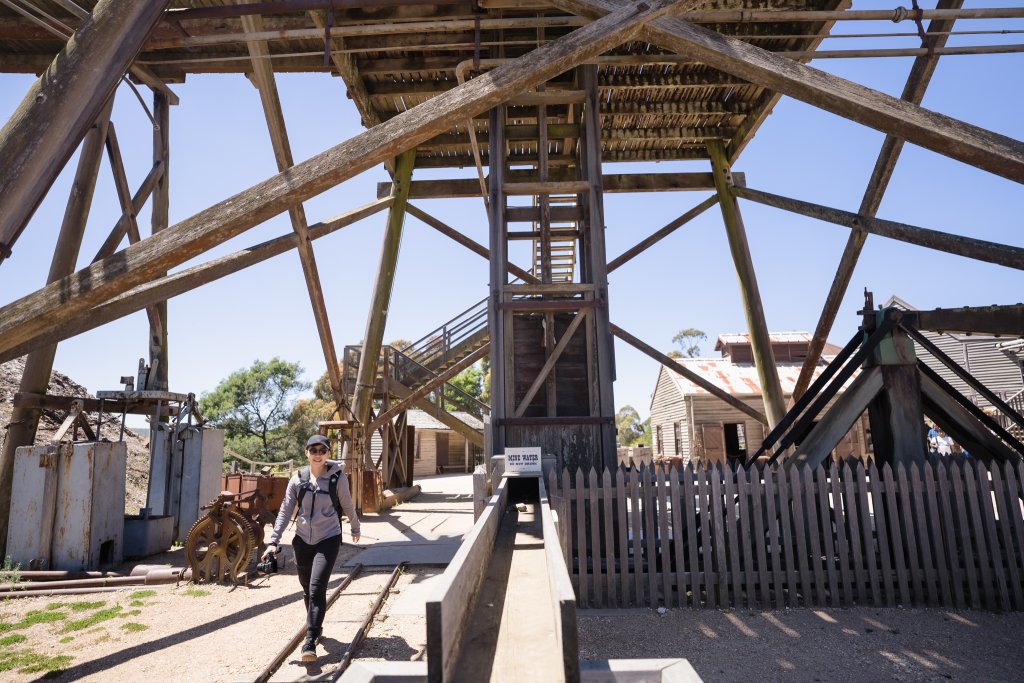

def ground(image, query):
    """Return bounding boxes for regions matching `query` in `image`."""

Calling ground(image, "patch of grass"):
[0,633,27,647]
[61,606,122,633]
[121,622,148,633]
[45,602,66,610]
[0,557,21,585]
[68,600,106,612]
[126,610,141,616]
[0,649,73,675]
[129,600,146,607]
[18,610,67,627]
[182,586,209,597]
[128,590,156,600]
[58,636,73,644]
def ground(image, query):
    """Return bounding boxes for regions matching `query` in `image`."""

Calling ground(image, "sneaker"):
[300,635,317,663]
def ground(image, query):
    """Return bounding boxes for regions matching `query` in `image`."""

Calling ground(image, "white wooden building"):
[649,332,870,466]
[406,409,484,477]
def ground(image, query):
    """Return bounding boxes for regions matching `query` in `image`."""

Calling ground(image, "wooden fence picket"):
[685,466,701,607]
[1002,462,1024,609]
[896,464,924,604]
[990,463,1021,609]
[630,469,645,606]
[723,465,742,607]
[747,465,769,607]
[763,465,785,608]
[545,458,1021,611]
[908,463,938,605]
[615,468,631,607]
[669,467,687,608]
[587,468,603,605]
[573,468,588,607]
[601,468,617,608]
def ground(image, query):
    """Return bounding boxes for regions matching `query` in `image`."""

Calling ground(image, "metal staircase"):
[343,297,491,423]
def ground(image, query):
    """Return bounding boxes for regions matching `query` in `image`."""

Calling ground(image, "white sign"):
[504,447,542,475]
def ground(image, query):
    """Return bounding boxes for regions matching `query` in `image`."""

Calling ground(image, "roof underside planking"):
[0,0,848,168]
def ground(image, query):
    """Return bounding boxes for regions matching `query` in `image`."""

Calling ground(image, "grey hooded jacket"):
[268,460,360,546]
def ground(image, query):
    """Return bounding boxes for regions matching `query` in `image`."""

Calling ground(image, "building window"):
[724,423,747,462]
[673,422,682,456]
[655,425,663,456]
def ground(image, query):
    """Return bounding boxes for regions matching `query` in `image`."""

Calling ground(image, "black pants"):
[292,534,341,631]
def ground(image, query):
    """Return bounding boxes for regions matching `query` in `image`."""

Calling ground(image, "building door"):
[700,423,725,466]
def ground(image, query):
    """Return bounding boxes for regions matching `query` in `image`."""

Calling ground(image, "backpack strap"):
[293,464,345,523]
[327,470,343,521]
[293,466,313,522]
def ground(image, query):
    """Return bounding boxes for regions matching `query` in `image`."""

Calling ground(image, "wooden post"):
[487,105,508,457]
[707,140,786,428]
[867,327,926,467]
[582,65,617,469]
[0,105,112,557]
[151,92,170,390]
[0,0,170,261]
[351,150,416,468]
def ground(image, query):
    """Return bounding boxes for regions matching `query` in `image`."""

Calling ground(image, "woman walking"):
[262,434,360,662]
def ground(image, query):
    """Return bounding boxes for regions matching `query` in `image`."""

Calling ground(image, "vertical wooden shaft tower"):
[488,65,616,472]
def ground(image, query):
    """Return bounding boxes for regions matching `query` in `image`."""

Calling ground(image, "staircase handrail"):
[389,345,490,416]
[399,296,489,367]
[340,343,489,417]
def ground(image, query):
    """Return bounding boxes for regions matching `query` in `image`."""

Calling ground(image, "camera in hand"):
[256,554,278,574]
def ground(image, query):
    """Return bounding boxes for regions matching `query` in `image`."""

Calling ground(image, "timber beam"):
[379,172,741,199]
[551,0,1024,183]
[241,8,349,418]
[733,186,1024,272]
[0,1,677,359]
[0,199,393,366]
[610,322,767,425]
[405,204,539,284]
[0,0,172,264]
[912,305,1024,337]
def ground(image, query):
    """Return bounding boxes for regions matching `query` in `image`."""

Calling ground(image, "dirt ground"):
[3,518,1024,681]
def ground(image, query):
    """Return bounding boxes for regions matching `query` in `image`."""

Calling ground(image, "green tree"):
[200,358,310,462]
[615,405,649,447]
[672,327,707,358]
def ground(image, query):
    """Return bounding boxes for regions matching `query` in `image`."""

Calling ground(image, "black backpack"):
[294,464,344,524]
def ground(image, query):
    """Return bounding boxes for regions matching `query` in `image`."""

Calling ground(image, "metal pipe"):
[255,564,363,683]
[17,570,126,581]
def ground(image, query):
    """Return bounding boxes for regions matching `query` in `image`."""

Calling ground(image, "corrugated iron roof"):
[666,359,859,397]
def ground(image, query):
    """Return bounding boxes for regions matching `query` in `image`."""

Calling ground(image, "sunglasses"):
[307,446,328,455]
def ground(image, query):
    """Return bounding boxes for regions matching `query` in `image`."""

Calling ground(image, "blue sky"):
[1,3,1022,423]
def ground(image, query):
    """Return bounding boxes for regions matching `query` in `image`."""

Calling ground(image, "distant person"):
[261,435,361,663]
[927,424,939,455]
[936,430,953,456]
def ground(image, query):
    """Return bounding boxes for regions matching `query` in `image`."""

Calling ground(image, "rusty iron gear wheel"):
[184,508,256,583]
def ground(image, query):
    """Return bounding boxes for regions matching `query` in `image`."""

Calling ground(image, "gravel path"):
[578,606,1024,682]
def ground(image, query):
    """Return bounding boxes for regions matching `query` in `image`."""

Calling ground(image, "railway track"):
[252,562,406,683]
